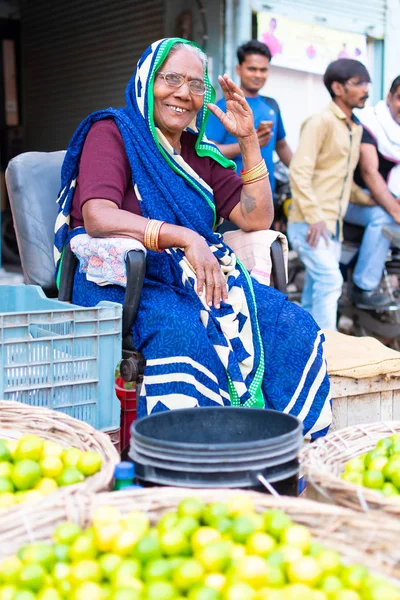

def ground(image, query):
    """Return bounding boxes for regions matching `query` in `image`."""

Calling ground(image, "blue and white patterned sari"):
[54,38,332,439]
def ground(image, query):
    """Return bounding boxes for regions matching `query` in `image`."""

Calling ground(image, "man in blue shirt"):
[206,39,292,192]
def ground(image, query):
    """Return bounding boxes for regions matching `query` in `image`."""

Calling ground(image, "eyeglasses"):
[156,71,206,96]
[345,79,371,89]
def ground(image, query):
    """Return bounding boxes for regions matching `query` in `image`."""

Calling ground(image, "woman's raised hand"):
[208,74,255,139]
[183,231,228,309]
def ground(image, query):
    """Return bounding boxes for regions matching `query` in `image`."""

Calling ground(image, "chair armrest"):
[270,239,287,294]
[58,243,78,302]
[122,249,146,342]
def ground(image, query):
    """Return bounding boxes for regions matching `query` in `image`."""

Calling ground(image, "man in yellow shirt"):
[288,59,371,330]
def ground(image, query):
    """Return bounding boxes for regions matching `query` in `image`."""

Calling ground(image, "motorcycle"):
[273,162,400,347]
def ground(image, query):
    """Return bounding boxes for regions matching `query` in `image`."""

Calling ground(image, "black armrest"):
[122,249,146,341]
[58,243,78,302]
[270,239,287,294]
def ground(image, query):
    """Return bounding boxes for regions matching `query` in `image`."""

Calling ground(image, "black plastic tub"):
[129,407,303,496]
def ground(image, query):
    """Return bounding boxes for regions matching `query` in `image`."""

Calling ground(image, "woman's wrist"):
[237,130,258,149]
[158,223,198,251]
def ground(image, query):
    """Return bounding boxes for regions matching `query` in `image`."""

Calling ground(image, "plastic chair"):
[5,151,287,386]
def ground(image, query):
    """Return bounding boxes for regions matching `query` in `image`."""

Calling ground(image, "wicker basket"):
[301,421,400,519]
[1,487,400,581]
[0,400,119,512]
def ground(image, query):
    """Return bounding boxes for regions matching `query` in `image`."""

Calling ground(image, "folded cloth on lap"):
[70,233,146,287]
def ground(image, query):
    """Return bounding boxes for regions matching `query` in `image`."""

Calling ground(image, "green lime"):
[368,457,388,471]
[18,563,46,592]
[187,585,220,600]
[61,448,84,468]
[14,591,36,600]
[0,462,13,478]
[223,582,257,600]
[382,482,399,497]
[364,449,387,468]
[15,435,44,462]
[70,559,102,585]
[202,502,229,526]
[134,534,162,563]
[0,555,23,583]
[320,575,343,594]
[0,477,14,493]
[0,585,18,600]
[178,497,205,520]
[51,562,70,589]
[362,469,384,490]
[340,564,368,591]
[172,558,204,592]
[246,531,276,557]
[383,456,400,481]
[53,522,82,545]
[110,590,142,600]
[37,587,63,600]
[71,582,104,600]
[263,509,292,540]
[176,516,200,538]
[112,559,142,585]
[160,529,190,557]
[68,533,98,561]
[57,467,84,487]
[146,581,177,600]
[344,457,365,473]
[376,437,393,453]
[390,442,400,456]
[157,512,180,533]
[341,472,363,485]
[53,544,70,563]
[0,442,12,463]
[11,460,41,491]
[98,552,123,580]
[231,515,260,543]
[21,542,56,571]
[76,451,102,476]
[196,540,231,572]
[280,524,311,552]
[286,556,322,587]
[39,457,63,479]
[315,549,342,575]
[143,558,172,582]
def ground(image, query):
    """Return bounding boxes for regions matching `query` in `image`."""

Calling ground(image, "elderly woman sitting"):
[54,38,332,439]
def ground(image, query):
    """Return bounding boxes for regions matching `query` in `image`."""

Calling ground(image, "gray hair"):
[168,42,207,69]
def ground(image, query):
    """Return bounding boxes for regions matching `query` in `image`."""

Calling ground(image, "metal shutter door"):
[21,0,164,151]
[255,0,386,39]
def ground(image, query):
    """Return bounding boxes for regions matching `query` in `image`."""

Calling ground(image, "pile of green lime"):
[341,433,400,498]
[0,435,102,509]
[0,496,398,600]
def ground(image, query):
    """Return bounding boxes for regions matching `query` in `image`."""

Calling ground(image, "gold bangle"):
[144,219,165,252]
[243,172,269,185]
[241,160,268,183]
[240,159,267,182]
[241,159,265,177]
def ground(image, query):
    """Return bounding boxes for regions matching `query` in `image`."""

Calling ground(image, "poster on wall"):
[258,13,368,75]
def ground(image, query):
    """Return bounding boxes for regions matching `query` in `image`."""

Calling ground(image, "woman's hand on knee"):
[183,233,228,308]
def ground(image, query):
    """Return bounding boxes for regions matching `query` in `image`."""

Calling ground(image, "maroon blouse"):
[70,119,243,228]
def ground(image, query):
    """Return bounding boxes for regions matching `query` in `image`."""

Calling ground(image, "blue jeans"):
[288,222,343,331]
[345,203,400,290]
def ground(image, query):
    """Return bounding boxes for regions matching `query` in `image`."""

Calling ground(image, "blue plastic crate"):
[0,285,122,431]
